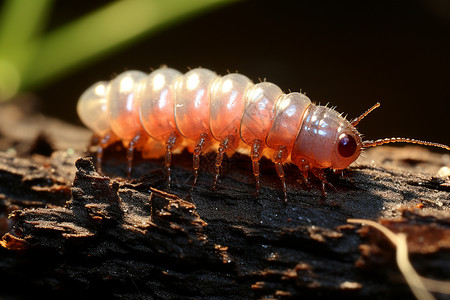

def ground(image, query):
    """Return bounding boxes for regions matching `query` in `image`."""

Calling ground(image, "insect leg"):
[250,139,264,196]
[96,131,116,175]
[311,168,335,197]
[192,133,210,187]
[212,135,235,191]
[273,146,289,203]
[297,158,311,188]
[126,133,147,178]
[164,132,179,189]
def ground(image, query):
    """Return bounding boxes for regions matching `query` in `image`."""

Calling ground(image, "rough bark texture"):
[0,100,449,299]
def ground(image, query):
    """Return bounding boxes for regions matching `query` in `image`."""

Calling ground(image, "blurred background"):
[1,0,449,147]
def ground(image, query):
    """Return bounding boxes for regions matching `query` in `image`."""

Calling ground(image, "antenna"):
[352,102,450,150]
[362,137,450,150]
[351,102,380,127]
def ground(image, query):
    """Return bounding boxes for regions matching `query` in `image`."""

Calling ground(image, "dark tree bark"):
[0,100,449,299]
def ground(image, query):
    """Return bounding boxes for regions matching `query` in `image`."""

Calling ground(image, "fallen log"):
[0,100,449,299]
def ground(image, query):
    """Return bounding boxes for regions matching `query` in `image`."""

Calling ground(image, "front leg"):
[311,168,336,197]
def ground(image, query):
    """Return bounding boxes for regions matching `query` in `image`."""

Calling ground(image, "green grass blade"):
[23,0,237,90]
[0,0,54,99]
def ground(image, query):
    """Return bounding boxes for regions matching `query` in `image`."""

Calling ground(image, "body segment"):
[108,70,147,143]
[138,68,183,185]
[138,67,182,143]
[240,82,284,193]
[77,81,110,136]
[209,73,253,187]
[266,92,312,199]
[107,70,148,176]
[173,68,218,184]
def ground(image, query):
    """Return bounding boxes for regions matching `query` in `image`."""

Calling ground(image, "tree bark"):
[0,99,449,299]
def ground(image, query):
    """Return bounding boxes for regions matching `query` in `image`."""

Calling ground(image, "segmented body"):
[77,67,450,201]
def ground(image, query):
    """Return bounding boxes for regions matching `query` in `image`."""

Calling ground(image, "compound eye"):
[338,133,357,158]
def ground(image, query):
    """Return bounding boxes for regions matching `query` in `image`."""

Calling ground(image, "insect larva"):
[77,67,450,201]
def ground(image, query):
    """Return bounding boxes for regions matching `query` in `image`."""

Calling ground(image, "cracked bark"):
[0,100,449,299]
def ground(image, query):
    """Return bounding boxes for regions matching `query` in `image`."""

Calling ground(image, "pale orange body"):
[77,67,449,201]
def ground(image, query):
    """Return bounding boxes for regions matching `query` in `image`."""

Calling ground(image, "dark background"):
[35,0,450,149]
